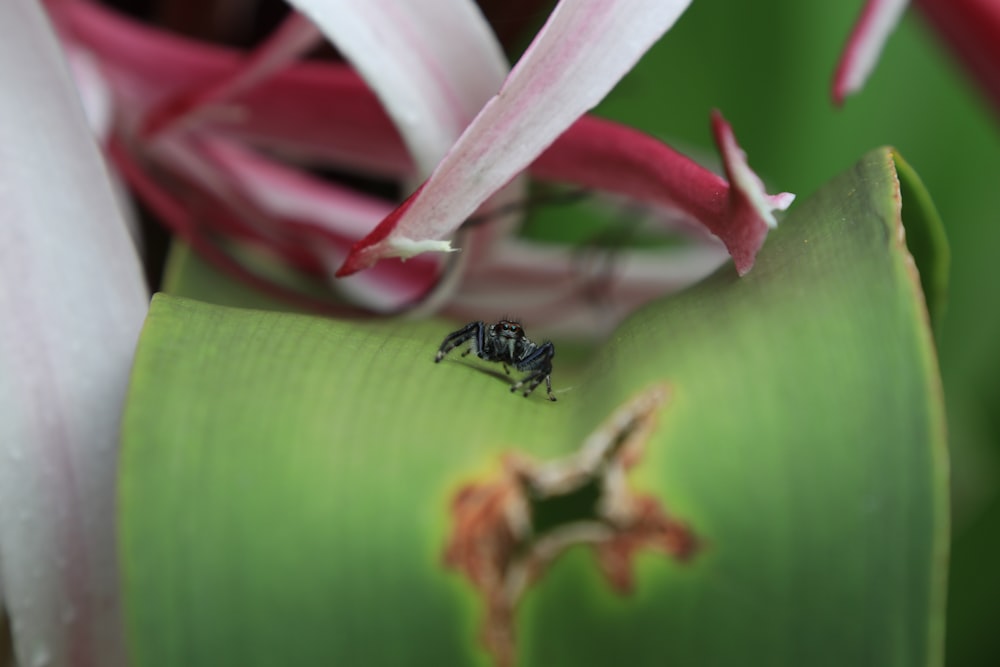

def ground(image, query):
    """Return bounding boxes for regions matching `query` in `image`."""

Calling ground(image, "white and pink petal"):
[338,0,695,276]
[286,0,509,177]
[833,0,910,105]
[0,1,148,665]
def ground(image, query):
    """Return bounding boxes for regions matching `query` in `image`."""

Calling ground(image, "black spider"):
[435,320,557,401]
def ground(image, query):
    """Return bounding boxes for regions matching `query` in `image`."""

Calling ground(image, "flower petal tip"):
[709,110,795,276]
[831,82,851,108]
[770,192,796,211]
[336,238,454,277]
[335,246,375,277]
[832,0,909,107]
[389,237,456,259]
[712,110,795,228]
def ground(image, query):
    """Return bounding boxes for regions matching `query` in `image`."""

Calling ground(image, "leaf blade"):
[121,147,946,667]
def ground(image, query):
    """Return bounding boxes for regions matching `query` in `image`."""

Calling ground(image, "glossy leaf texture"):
[120,147,947,666]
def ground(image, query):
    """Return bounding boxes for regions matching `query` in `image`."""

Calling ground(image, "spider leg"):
[511,342,556,401]
[502,363,511,375]
[514,341,554,374]
[508,370,557,401]
[435,321,485,362]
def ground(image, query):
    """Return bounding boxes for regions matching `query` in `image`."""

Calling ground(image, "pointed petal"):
[62,3,412,176]
[532,113,794,276]
[338,0,693,276]
[285,0,508,175]
[531,113,793,273]
[833,0,910,105]
[0,1,147,665]
[187,137,444,311]
[711,110,795,274]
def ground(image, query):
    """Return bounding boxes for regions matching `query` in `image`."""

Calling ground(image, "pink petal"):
[286,0,527,307]
[141,11,324,138]
[915,0,1000,115]
[531,115,743,253]
[0,1,148,665]
[108,138,374,315]
[711,110,795,274]
[337,0,694,276]
[196,137,397,237]
[62,2,412,176]
[66,46,113,142]
[62,1,521,310]
[833,0,910,105]
[448,239,727,338]
[186,137,444,311]
[529,112,793,276]
[286,0,509,176]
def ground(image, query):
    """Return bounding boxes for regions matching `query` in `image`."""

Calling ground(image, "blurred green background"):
[581,1,999,664]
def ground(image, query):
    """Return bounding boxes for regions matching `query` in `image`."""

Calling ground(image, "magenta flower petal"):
[915,0,1000,115]
[0,1,147,664]
[62,2,413,176]
[833,0,910,105]
[711,110,796,274]
[530,112,793,275]
[189,137,443,310]
[141,11,323,138]
[109,138,377,315]
[337,0,694,276]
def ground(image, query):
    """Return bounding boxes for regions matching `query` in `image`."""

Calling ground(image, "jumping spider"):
[435,320,557,401]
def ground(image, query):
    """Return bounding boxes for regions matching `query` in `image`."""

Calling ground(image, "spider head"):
[493,320,525,340]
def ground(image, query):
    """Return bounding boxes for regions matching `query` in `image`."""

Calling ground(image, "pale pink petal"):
[833,0,910,105]
[187,137,443,311]
[0,1,148,665]
[108,138,375,315]
[337,0,694,276]
[286,0,509,176]
[62,3,412,176]
[61,1,520,310]
[195,137,395,236]
[285,0,526,308]
[136,132,443,311]
[448,239,727,338]
[66,46,113,142]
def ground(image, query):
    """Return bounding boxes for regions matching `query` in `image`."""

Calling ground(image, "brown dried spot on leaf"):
[593,494,698,594]
[442,384,699,667]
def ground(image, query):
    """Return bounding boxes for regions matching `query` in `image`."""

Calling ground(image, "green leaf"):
[891,151,948,337]
[120,148,947,666]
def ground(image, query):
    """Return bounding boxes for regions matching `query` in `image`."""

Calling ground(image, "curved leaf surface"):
[121,147,947,666]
